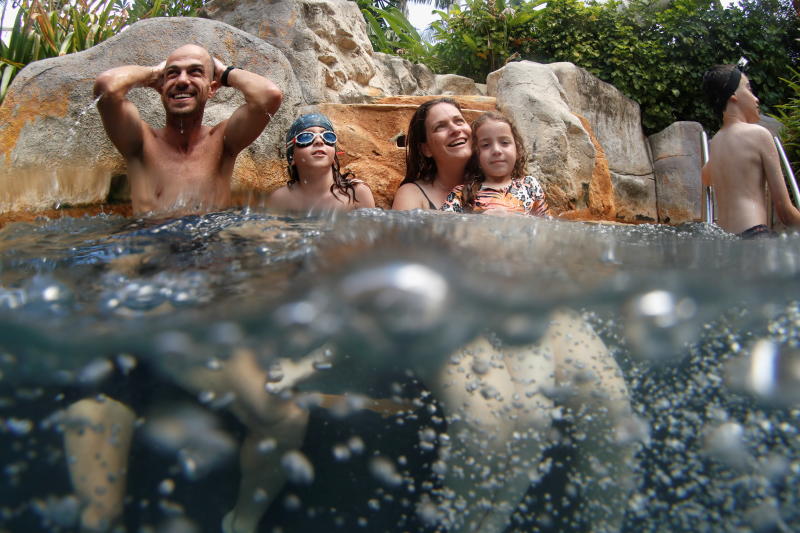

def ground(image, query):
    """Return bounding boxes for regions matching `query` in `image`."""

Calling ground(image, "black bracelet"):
[220,66,238,87]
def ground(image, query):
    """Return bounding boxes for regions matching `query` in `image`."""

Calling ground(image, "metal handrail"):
[774,136,800,209]
[701,131,714,224]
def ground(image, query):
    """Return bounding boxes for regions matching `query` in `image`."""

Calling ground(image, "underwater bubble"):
[471,358,490,375]
[115,353,138,375]
[4,418,33,435]
[328,394,368,418]
[283,493,302,511]
[76,358,114,385]
[141,405,236,480]
[266,363,285,383]
[614,414,651,446]
[22,275,74,314]
[348,436,365,455]
[257,438,277,454]
[312,360,333,371]
[253,488,269,503]
[158,478,176,496]
[0,287,26,309]
[703,422,752,471]
[281,450,315,485]
[368,456,403,487]
[332,443,351,462]
[727,339,800,406]
[623,290,698,363]
[338,262,449,334]
[31,494,80,528]
[116,281,167,311]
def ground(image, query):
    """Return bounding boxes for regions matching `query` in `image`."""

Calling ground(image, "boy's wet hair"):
[702,64,743,118]
[401,97,464,186]
[285,113,359,204]
[461,112,528,209]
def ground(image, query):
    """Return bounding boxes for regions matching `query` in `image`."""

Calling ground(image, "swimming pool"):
[0,209,797,532]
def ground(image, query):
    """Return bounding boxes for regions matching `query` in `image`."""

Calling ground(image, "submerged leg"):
[178,349,312,533]
[222,406,309,533]
[544,309,636,533]
[63,397,136,533]
[422,335,555,533]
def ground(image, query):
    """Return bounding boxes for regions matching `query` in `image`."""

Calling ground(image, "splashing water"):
[66,95,102,140]
[0,209,799,532]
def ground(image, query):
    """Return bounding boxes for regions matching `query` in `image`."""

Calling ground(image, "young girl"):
[267,113,375,211]
[442,111,550,217]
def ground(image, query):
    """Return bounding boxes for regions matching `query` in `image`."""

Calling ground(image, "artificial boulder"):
[549,62,656,222]
[649,121,703,224]
[205,0,388,104]
[0,17,301,213]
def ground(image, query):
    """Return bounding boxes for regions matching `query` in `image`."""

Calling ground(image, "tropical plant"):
[431,0,543,81]
[362,3,442,70]
[771,68,800,176]
[0,0,208,104]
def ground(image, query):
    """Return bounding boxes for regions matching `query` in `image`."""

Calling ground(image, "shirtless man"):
[701,64,800,237]
[62,45,284,532]
[94,43,282,215]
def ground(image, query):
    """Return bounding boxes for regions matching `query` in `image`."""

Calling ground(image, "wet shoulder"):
[392,182,429,210]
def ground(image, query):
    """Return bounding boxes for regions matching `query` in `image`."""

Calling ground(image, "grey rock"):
[205,0,379,104]
[649,121,704,224]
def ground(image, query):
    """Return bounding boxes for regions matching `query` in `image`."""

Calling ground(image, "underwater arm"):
[216,58,282,156]
[94,64,161,157]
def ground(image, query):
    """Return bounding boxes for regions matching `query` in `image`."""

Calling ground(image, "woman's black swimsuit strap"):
[413,182,437,210]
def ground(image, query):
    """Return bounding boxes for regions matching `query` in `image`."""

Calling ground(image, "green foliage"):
[771,68,800,175]
[356,0,444,71]
[430,0,543,81]
[430,0,799,134]
[362,4,442,69]
[0,0,208,104]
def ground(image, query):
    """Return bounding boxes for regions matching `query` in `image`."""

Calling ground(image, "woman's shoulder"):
[392,181,427,210]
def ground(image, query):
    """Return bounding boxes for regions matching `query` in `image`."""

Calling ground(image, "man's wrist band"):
[221,66,238,87]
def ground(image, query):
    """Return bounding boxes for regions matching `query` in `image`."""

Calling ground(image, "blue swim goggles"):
[286,130,337,148]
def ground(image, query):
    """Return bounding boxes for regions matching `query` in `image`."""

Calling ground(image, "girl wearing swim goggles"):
[288,130,338,148]
[266,113,375,212]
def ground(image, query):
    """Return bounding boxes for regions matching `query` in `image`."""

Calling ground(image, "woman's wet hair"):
[286,113,359,204]
[461,112,528,209]
[702,64,743,118]
[401,97,463,185]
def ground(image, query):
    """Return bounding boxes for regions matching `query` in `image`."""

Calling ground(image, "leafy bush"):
[362,4,442,70]
[430,0,544,81]
[771,68,800,176]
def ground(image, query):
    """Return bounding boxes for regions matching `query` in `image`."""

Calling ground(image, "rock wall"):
[0,5,716,223]
[649,121,704,224]
[549,63,656,222]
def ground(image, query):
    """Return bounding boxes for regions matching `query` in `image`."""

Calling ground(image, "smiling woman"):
[391,97,473,211]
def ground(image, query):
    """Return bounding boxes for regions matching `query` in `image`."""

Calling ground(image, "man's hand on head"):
[148,61,166,92]
[213,57,228,85]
